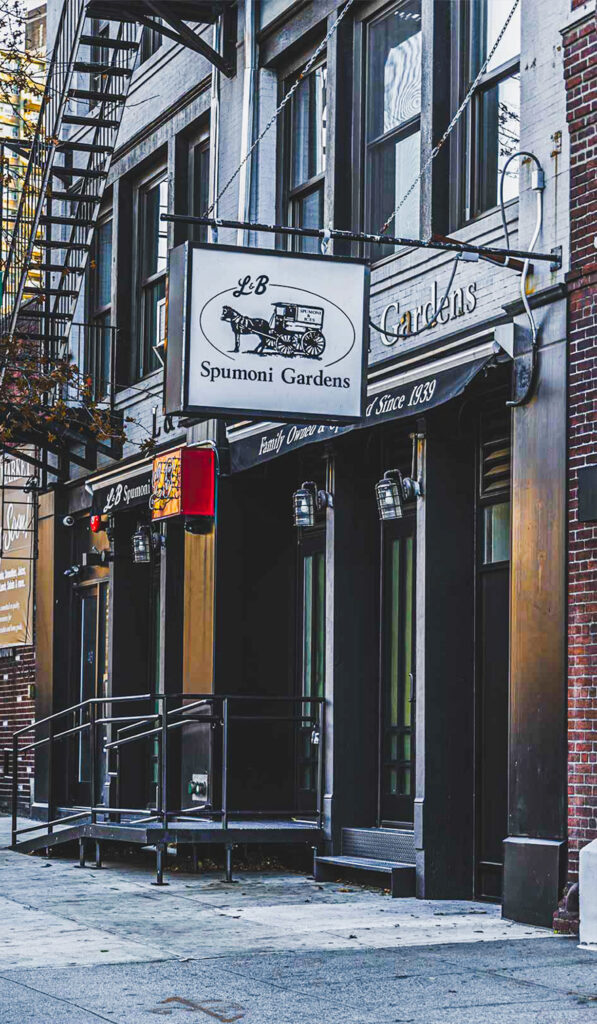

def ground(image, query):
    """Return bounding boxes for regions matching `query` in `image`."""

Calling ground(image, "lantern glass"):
[293,485,316,528]
[376,476,403,521]
[132,525,151,563]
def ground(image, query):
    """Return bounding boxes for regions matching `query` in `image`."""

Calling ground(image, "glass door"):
[379,517,415,825]
[296,528,325,810]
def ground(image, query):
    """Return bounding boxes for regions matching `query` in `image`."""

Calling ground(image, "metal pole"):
[222,698,228,830]
[161,694,168,828]
[89,703,96,825]
[11,735,18,848]
[47,718,54,835]
[317,701,325,831]
[225,844,233,883]
[161,213,561,267]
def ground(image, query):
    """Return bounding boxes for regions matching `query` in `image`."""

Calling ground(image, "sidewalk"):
[0,815,594,1023]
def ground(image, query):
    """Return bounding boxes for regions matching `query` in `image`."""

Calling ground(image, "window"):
[282,62,327,253]
[87,214,112,399]
[461,0,520,221]
[135,172,168,380]
[188,130,210,243]
[139,20,163,64]
[364,1,422,256]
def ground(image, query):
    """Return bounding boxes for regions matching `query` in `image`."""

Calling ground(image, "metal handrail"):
[11,692,326,847]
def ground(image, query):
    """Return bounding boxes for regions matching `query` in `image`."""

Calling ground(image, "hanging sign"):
[151,447,215,522]
[0,451,35,647]
[165,242,369,425]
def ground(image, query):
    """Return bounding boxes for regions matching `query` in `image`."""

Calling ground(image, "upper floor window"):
[281,62,327,253]
[134,171,167,381]
[139,19,162,64]
[87,213,112,399]
[461,0,520,221]
[188,128,210,243]
[364,1,422,256]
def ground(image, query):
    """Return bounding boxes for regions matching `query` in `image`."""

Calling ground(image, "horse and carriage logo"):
[221,301,326,359]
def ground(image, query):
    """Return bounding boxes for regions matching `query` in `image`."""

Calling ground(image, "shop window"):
[139,19,163,64]
[133,171,168,381]
[188,129,210,243]
[363,0,422,257]
[457,0,520,222]
[87,212,112,399]
[281,61,327,253]
[478,398,511,565]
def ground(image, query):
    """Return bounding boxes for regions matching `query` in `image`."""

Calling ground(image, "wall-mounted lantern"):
[132,524,152,564]
[375,469,422,521]
[292,481,333,528]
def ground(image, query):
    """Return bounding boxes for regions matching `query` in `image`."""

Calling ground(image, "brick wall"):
[0,646,36,814]
[564,2,597,882]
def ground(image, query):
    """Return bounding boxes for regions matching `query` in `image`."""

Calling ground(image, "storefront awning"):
[90,462,153,516]
[227,350,492,474]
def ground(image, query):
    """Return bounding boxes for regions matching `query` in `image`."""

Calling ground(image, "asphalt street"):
[0,816,595,1023]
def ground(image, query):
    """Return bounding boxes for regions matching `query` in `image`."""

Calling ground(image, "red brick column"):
[564,3,597,885]
[0,647,36,814]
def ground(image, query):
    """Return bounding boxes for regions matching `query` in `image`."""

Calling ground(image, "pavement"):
[0,816,596,1023]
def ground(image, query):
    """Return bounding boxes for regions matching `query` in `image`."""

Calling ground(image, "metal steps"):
[62,113,121,129]
[314,854,416,897]
[80,33,138,49]
[314,827,416,898]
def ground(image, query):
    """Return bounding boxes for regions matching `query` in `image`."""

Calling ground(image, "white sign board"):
[165,243,369,424]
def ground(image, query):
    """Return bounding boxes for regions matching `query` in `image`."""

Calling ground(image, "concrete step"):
[314,854,416,897]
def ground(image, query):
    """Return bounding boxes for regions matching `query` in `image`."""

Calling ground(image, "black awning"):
[91,467,152,515]
[227,356,490,474]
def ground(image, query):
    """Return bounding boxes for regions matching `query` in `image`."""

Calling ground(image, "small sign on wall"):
[151,447,215,522]
[165,242,369,424]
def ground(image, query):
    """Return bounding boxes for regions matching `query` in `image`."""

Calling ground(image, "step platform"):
[314,826,416,897]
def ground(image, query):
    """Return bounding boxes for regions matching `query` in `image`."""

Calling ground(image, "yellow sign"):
[0,451,34,647]
[151,449,182,521]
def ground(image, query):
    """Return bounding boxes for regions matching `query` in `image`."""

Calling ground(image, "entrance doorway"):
[379,516,416,826]
[71,580,109,806]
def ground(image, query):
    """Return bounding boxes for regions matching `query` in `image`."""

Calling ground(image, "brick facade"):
[0,646,36,814]
[564,2,597,883]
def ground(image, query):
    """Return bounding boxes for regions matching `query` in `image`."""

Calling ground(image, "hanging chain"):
[206,0,357,217]
[379,0,520,235]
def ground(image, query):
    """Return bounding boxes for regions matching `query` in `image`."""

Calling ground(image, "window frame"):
[87,207,113,400]
[187,125,210,244]
[279,57,327,254]
[453,1,521,225]
[133,166,168,382]
[353,0,424,261]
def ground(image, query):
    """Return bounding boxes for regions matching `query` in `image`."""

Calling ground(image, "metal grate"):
[341,827,416,864]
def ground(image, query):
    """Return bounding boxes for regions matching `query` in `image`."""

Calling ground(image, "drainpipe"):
[208,20,221,243]
[236,0,257,247]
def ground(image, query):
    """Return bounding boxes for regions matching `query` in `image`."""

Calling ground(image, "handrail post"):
[222,698,229,830]
[47,718,54,834]
[317,700,325,831]
[161,694,168,828]
[89,702,96,824]
[11,735,18,847]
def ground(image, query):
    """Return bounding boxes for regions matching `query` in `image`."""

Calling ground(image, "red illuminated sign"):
[151,447,215,522]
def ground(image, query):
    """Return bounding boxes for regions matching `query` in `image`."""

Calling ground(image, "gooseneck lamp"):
[292,481,333,528]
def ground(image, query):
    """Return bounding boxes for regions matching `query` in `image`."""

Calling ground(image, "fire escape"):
[0,0,235,483]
